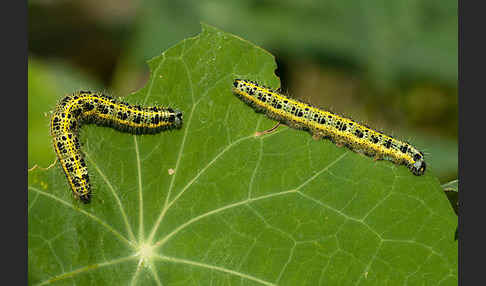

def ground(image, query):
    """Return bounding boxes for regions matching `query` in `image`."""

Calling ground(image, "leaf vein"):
[134,137,144,242]
[154,190,298,248]
[28,186,134,247]
[154,255,276,286]
[34,254,136,286]
[84,151,136,242]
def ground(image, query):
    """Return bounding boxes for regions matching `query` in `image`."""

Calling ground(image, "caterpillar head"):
[171,109,183,129]
[175,110,183,128]
[79,191,91,204]
[73,184,91,203]
[409,152,426,176]
[77,184,91,204]
[166,108,183,129]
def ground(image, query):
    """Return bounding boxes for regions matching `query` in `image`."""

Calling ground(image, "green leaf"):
[29,24,457,285]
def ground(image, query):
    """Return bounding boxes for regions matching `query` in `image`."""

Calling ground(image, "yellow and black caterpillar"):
[232,79,426,176]
[50,91,183,203]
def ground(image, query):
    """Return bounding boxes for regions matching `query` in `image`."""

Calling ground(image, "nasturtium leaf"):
[28,24,457,286]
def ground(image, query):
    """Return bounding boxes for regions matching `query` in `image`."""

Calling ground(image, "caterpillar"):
[50,91,183,203]
[232,79,426,176]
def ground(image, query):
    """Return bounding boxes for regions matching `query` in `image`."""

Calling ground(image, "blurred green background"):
[28,0,457,182]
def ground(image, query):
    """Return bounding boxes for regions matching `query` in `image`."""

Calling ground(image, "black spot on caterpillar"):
[50,91,183,203]
[232,79,426,176]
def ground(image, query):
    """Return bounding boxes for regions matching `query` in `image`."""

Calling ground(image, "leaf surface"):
[28,24,457,286]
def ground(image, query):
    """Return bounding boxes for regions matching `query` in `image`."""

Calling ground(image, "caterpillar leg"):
[255,122,280,137]
[311,129,325,141]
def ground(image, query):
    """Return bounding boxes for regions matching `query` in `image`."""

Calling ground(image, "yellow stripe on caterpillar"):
[232,79,426,176]
[50,91,183,203]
